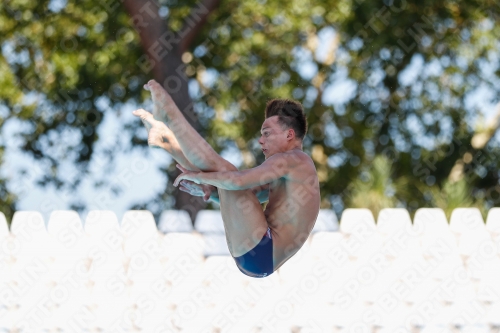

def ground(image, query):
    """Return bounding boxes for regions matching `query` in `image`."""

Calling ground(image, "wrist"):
[194,172,203,184]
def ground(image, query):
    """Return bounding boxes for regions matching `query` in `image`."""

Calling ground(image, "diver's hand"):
[175,165,215,202]
[174,164,201,186]
[178,180,215,202]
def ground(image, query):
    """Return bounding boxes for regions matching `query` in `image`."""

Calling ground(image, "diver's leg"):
[132,108,199,172]
[145,80,234,172]
[142,81,271,259]
[216,188,271,258]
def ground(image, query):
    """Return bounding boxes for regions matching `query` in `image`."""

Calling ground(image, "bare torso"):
[263,150,320,271]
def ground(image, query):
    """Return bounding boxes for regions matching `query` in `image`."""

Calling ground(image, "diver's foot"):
[132,108,174,149]
[143,80,176,123]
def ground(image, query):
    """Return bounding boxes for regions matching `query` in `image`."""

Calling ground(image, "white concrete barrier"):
[0,207,498,331]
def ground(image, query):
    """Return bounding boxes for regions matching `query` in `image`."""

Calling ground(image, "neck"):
[289,142,303,151]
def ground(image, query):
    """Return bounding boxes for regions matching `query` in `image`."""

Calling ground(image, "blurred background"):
[0,0,499,226]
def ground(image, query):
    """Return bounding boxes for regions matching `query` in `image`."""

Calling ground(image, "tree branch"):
[178,0,221,55]
[471,101,500,149]
[448,101,500,184]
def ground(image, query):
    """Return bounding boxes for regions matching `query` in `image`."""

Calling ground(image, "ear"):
[286,129,295,141]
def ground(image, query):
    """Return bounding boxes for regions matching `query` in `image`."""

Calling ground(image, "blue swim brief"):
[233,227,273,278]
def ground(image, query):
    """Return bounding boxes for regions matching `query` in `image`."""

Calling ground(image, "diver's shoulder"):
[278,150,316,177]
[284,149,314,164]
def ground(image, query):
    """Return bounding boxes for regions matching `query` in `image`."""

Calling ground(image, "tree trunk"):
[123,0,220,223]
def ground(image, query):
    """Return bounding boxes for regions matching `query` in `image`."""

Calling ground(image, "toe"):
[149,80,165,94]
[133,108,150,118]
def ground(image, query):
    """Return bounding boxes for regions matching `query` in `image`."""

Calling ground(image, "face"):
[258,116,290,159]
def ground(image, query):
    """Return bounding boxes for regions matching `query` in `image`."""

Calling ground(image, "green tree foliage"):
[1,0,499,224]
[348,155,408,219]
[347,154,487,221]
[0,0,148,221]
[431,178,487,220]
[337,0,500,220]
